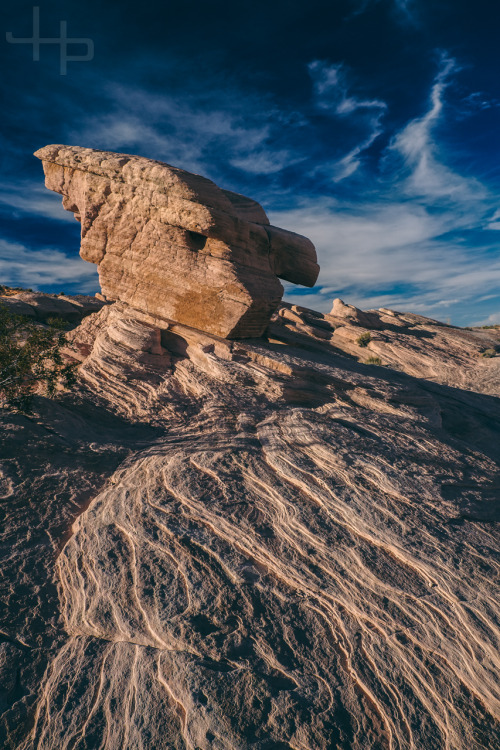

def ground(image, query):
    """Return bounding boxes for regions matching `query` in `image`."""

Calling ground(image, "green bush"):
[0,304,77,411]
[365,356,382,366]
[357,332,371,347]
[481,348,497,358]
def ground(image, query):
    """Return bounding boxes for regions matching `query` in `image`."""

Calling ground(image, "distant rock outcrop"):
[34,145,319,338]
[0,290,106,323]
[329,297,383,329]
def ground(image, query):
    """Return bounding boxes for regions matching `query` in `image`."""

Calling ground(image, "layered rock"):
[2,290,500,749]
[3,295,500,750]
[329,297,383,329]
[0,290,106,323]
[34,145,319,338]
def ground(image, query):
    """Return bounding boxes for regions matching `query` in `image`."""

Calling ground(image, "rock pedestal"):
[35,145,319,338]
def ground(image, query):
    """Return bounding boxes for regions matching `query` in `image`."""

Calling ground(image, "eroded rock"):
[328,297,382,329]
[5,295,500,750]
[0,291,106,323]
[34,145,319,339]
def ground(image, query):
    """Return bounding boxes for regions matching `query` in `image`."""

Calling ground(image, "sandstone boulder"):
[328,297,382,329]
[34,145,319,338]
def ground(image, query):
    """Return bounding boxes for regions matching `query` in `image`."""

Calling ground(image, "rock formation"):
[34,145,319,338]
[1,287,499,749]
[0,290,106,323]
[1,139,498,750]
[329,297,383,329]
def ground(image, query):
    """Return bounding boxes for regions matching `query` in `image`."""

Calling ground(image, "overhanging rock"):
[35,144,319,339]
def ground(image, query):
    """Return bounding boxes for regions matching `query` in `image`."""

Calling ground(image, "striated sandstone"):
[2,292,499,749]
[34,145,319,338]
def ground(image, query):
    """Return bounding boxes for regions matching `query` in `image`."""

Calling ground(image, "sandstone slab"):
[34,145,319,338]
[4,295,499,749]
[0,291,106,323]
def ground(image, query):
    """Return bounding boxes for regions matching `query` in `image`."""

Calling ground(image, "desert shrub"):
[365,356,382,365]
[0,285,32,296]
[357,332,371,347]
[46,316,71,329]
[481,348,497,358]
[0,304,77,410]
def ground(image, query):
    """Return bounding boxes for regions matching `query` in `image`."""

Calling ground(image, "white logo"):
[6,7,94,75]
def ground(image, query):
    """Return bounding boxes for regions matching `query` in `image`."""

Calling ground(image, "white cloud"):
[485,209,500,230]
[271,55,500,324]
[0,239,98,291]
[332,123,385,182]
[472,310,500,327]
[0,184,76,222]
[230,150,299,175]
[272,198,500,317]
[387,55,487,203]
[464,92,500,111]
[308,60,387,180]
[308,61,386,115]
[69,86,301,180]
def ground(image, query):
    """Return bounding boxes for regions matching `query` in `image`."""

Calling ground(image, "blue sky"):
[1,0,500,325]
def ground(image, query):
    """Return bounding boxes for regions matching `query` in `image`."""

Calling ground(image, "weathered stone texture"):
[34,145,319,338]
[3,294,500,750]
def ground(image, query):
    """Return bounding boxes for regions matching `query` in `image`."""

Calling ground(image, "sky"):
[1,0,500,326]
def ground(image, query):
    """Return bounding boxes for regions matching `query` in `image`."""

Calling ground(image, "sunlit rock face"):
[34,145,319,338]
[2,293,500,750]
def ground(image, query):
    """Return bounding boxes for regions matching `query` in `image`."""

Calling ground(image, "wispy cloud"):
[69,84,303,180]
[0,183,76,222]
[463,91,500,112]
[330,125,385,182]
[485,209,500,230]
[347,0,418,25]
[273,55,500,324]
[272,198,500,317]
[308,61,386,115]
[474,310,500,326]
[308,60,387,181]
[0,239,98,291]
[393,0,416,22]
[386,54,486,203]
[73,64,387,187]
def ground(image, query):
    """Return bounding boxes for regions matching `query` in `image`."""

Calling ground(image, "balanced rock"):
[34,145,319,339]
